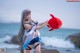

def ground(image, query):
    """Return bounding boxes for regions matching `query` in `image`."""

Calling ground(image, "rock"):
[0,48,6,53]
[11,35,19,45]
[4,41,12,44]
[4,35,23,45]
[66,49,71,52]
[66,33,80,48]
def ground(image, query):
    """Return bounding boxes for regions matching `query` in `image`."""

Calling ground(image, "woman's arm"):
[35,21,48,30]
[24,20,48,31]
[38,22,45,26]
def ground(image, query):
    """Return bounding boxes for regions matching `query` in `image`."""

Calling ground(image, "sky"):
[0,0,80,29]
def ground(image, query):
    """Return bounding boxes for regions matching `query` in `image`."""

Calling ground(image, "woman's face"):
[25,13,31,21]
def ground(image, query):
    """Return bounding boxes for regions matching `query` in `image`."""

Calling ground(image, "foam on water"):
[0,36,75,48]
[0,35,20,48]
[0,36,11,43]
[0,43,20,48]
[42,37,75,48]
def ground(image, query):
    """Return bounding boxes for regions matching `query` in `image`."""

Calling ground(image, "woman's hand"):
[44,20,49,26]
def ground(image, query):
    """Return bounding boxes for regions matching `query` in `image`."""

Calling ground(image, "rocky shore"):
[66,33,80,49]
[3,33,80,53]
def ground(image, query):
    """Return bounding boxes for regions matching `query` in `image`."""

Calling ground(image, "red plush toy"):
[47,14,62,31]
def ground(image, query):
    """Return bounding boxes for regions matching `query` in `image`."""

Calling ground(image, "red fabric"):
[47,14,62,31]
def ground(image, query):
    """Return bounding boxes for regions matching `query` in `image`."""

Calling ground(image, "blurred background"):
[0,0,80,53]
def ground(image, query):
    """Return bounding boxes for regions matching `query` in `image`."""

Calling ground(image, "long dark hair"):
[17,9,31,45]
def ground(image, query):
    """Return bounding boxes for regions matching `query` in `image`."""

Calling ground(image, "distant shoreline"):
[0,22,80,30]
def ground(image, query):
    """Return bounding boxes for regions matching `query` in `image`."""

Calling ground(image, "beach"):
[0,47,80,53]
[0,23,80,53]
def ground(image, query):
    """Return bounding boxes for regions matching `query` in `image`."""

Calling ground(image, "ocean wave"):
[0,43,20,48]
[42,37,75,48]
[0,35,75,48]
[0,35,20,48]
[0,35,11,43]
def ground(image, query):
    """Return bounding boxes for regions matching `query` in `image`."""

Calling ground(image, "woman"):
[18,9,47,53]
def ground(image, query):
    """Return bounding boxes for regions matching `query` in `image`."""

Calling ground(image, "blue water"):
[40,27,80,39]
[0,23,20,38]
[0,23,80,48]
[0,23,80,38]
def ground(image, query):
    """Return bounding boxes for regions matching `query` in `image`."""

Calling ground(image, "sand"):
[0,47,80,53]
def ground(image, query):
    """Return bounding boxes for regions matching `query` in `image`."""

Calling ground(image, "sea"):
[0,23,80,49]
